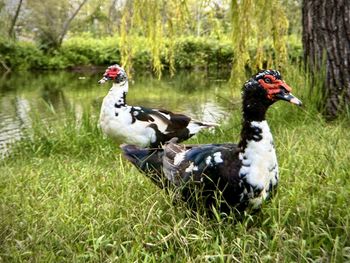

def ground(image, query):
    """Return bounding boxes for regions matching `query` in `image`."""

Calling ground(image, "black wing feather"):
[162,140,247,212]
[133,106,191,129]
[163,140,240,184]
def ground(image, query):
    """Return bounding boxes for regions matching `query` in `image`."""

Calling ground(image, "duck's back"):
[162,140,249,211]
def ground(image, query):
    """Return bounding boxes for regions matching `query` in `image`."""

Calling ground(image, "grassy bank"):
[1,70,350,262]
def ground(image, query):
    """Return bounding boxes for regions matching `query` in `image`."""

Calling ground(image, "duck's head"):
[98,64,128,85]
[243,69,302,107]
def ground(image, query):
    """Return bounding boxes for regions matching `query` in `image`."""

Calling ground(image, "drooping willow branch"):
[119,0,289,82]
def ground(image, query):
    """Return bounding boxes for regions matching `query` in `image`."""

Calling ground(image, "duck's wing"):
[120,138,231,189]
[162,138,241,187]
[130,106,217,146]
[155,108,217,135]
[129,106,189,128]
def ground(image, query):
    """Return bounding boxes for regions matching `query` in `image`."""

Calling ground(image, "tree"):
[70,0,114,37]
[119,0,289,80]
[27,0,88,51]
[8,0,23,39]
[107,0,121,35]
[302,0,350,119]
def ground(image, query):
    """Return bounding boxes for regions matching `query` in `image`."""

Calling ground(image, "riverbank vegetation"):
[0,34,303,72]
[1,0,301,76]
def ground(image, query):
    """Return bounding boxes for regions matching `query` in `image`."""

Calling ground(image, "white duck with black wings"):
[121,69,302,213]
[98,64,216,148]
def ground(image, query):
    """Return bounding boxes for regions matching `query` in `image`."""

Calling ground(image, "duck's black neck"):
[239,97,270,149]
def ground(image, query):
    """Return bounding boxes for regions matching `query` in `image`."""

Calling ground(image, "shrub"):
[0,35,302,71]
[0,41,45,70]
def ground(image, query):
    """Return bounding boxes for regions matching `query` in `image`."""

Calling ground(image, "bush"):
[60,36,120,66]
[0,35,302,71]
[0,41,45,69]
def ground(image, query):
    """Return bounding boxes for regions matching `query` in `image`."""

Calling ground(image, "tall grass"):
[1,69,350,262]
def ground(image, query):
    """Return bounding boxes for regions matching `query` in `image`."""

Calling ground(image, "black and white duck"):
[98,64,216,148]
[121,69,302,213]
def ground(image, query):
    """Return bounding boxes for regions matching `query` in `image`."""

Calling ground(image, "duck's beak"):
[275,89,302,106]
[98,76,109,84]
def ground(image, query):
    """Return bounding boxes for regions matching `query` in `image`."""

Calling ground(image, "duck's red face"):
[257,71,302,106]
[258,74,291,99]
[98,64,127,84]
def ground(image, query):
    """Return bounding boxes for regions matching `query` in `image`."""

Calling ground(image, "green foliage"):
[0,35,302,72]
[25,0,88,51]
[1,0,304,78]
[0,41,44,70]
[119,0,185,78]
[61,35,120,66]
[230,0,290,85]
[119,0,293,78]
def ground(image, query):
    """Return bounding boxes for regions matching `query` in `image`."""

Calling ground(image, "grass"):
[1,72,350,262]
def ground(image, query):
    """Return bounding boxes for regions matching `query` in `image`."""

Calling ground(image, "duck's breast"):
[238,121,279,207]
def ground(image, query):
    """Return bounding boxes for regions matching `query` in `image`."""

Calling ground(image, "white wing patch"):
[158,111,171,120]
[185,162,199,173]
[205,156,212,165]
[149,113,169,134]
[173,150,189,166]
[213,152,223,164]
[205,152,223,166]
[187,122,207,135]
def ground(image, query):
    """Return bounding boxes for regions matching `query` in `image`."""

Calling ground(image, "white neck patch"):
[102,81,129,109]
[109,81,129,94]
[239,120,279,195]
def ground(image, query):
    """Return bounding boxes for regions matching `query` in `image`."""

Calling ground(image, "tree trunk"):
[8,0,23,39]
[302,0,350,119]
[57,0,88,47]
[107,0,118,35]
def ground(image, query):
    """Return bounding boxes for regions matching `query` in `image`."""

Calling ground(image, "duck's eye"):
[264,77,272,83]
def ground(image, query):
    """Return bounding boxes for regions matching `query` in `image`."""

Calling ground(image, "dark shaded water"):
[0,69,235,157]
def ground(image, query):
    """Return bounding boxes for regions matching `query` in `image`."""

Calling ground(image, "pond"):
[0,69,237,157]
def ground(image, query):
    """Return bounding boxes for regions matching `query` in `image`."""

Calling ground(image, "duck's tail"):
[187,120,218,136]
[120,144,165,188]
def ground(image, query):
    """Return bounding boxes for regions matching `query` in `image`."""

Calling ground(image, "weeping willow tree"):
[119,0,289,81]
[120,0,189,79]
[230,0,289,83]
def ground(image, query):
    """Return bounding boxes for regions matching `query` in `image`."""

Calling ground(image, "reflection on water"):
[0,70,234,157]
[41,83,70,110]
[0,96,31,157]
